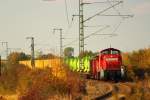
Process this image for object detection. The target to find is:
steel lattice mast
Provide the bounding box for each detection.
[79,0,84,71]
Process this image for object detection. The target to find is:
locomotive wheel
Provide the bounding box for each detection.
[115,71,121,82]
[109,71,115,80]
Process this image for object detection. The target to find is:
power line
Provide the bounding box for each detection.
[68,15,75,29]
[95,34,117,36]
[64,0,75,35]
[63,26,110,47]
[83,0,123,5]
[64,0,70,27]
[83,1,123,23]
[84,26,110,40]
[107,0,123,19]
[63,38,78,47]
[111,18,124,35]
[42,0,56,2]
[84,25,104,27]
[97,14,133,17]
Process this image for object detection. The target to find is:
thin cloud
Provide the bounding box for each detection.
[132,1,150,15]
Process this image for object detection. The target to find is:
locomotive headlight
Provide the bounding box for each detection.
[106,58,118,61]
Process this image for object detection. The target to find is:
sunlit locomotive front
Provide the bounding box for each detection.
[89,48,125,80]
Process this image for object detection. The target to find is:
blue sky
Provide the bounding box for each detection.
[0,0,150,58]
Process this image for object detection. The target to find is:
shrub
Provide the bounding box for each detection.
[18,67,86,100]
[0,64,19,94]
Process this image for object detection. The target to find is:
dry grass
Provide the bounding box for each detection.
[0,63,86,100]
[122,78,150,100]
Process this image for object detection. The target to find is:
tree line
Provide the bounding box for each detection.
[122,48,150,69]
[5,47,150,70]
[122,47,150,80]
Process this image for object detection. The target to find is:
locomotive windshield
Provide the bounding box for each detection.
[111,50,120,54]
[101,49,120,55]
[101,50,109,54]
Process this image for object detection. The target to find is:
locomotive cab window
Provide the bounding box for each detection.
[111,50,120,54]
[101,48,120,55]
[101,50,109,54]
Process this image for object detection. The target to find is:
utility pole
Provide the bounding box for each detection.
[71,0,85,71]
[79,0,84,71]
[1,42,8,59]
[26,37,35,68]
[53,28,63,57]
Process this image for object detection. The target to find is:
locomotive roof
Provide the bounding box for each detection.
[100,48,120,52]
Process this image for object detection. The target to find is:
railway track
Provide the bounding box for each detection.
[83,80,113,100]
[82,79,132,100]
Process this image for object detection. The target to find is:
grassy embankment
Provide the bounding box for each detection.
[0,63,86,100]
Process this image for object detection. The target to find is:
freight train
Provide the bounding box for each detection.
[65,48,125,80]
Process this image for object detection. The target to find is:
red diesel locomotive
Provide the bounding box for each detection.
[89,48,125,80]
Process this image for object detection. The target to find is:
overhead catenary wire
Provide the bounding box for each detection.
[64,0,76,35]
[64,0,76,31]
[84,25,110,28]
[109,18,124,37]
[64,0,70,27]
[84,26,110,40]
[63,26,110,47]
[68,15,75,29]
[63,0,132,50]
[97,14,133,17]
[83,0,123,5]
[83,1,123,23]
[106,0,123,19]
[63,38,78,47]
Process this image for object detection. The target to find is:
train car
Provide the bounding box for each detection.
[89,48,125,80]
